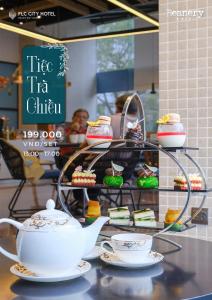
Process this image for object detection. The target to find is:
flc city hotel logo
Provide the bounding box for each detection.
[9,8,56,20]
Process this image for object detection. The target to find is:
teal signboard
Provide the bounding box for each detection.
[23,46,65,124]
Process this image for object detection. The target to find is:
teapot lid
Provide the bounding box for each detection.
[22,199,81,231]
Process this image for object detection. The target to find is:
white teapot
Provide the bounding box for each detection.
[0,199,109,276]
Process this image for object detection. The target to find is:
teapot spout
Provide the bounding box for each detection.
[83,216,109,256]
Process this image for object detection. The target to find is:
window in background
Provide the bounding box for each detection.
[96,20,159,134]
[97,91,132,117]
[96,19,134,119]
[138,90,159,133]
[96,90,159,133]
[97,19,134,72]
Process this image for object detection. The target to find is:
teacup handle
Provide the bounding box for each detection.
[101,241,115,255]
[0,218,22,263]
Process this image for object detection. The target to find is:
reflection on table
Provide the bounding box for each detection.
[0,235,209,300]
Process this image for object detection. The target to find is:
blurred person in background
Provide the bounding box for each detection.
[64,108,89,140]
[57,108,89,165]
[69,109,89,134]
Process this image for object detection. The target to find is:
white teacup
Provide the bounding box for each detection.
[101,233,152,264]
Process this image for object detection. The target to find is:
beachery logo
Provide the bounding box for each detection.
[9,9,16,20]
[167,9,205,21]
[8,10,56,20]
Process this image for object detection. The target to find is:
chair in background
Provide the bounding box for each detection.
[0,139,60,220]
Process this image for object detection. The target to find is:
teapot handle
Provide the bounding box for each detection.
[0,218,23,263]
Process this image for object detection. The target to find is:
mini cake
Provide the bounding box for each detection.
[72,166,96,186]
[164,208,183,231]
[86,200,101,224]
[103,162,124,187]
[157,113,186,148]
[86,116,113,148]
[136,165,159,188]
[133,209,157,227]
[174,174,202,190]
[136,176,159,189]
[125,120,143,146]
[108,206,130,225]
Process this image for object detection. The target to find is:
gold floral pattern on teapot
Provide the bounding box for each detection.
[29,214,69,229]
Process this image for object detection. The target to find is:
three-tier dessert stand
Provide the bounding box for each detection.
[57,93,211,249]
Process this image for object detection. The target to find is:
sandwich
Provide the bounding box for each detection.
[108,206,130,225]
[133,209,157,227]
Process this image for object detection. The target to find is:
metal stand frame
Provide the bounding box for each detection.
[99,188,136,210]
[120,92,146,140]
[57,138,202,249]
[183,152,207,225]
[57,93,209,250]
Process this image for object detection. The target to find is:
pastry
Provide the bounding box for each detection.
[164,208,183,231]
[72,166,96,186]
[136,165,159,188]
[103,175,123,187]
[86,200,101,224]
[108,206,130,225]
[86,116,113,148]
[103,162,124,187]
[125,120,143,146]
[136,176,159,188]
[157,113,186,148]
[174,174,202,190]
[133,209,157,227]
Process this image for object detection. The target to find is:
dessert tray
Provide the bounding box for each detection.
[10,261,91,282]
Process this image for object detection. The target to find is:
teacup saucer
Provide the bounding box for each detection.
[10,260,91,282]
[83,246,103,260]
[100,251,164,268]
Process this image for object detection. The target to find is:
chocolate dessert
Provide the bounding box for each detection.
[125,121,143,147]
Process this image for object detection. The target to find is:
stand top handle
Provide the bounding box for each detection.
[120,92,146,141]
